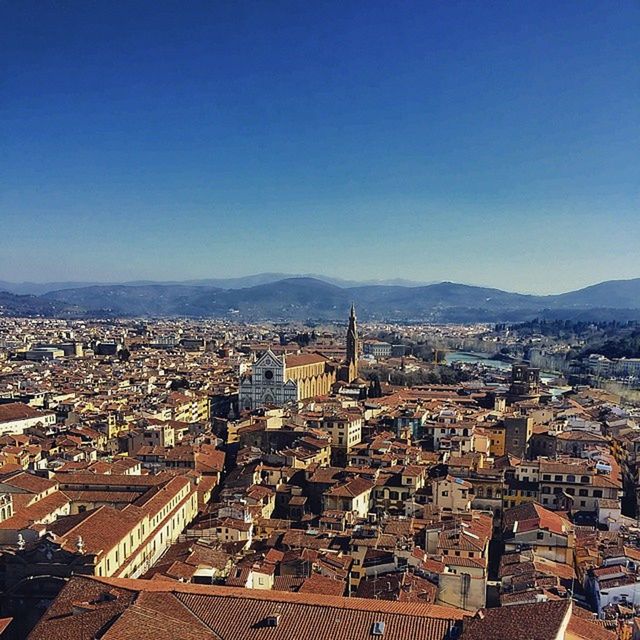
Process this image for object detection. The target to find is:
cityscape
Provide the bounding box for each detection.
[2,1,639,639]
[0,304,639,638]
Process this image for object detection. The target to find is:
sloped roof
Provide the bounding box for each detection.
[29,575,467,640]
[461,600,570,640]
[503,502,573,537]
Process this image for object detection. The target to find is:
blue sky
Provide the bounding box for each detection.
[1,0,638,293]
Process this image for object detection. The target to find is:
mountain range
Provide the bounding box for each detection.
[1,275,639,322]
[0,273,431,296]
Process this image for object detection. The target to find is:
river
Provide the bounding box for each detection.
[443,351,512,371]
[444,351,567,395]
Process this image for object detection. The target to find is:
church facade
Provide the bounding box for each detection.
[239,305,360,411]
[239,351,336,411]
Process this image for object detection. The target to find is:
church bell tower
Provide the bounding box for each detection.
[346,303,358,381]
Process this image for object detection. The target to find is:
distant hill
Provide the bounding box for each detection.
[0,291,82,317]
[0,280,105,296]
[0,273,434,295]
[1,276,639,322]
[43,284,221,317]
[546,278,640,309]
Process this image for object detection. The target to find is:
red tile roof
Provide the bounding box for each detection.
[30,575,467,640]
[461,600,570,640]
[503,502,573,537]
[0,403,53,423]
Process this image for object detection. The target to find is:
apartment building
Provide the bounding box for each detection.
[0,403,57,436]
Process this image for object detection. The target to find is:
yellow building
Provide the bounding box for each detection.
[1,475,198,593]
[486,425,506,457]
[167,391,211,423]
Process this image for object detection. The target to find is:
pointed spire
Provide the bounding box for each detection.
[345,302,359,381]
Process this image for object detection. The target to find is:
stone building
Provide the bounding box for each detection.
[239,350,336,411]
[239,305,361,411]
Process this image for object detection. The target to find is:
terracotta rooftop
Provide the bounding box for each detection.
[29,575,467,640]
[0,402,53,423]
[285,353,328,368]
[1,471,58,495]
[461,600,570,640]
[503,502,573,537]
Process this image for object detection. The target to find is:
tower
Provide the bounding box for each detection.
[346,303,359,381]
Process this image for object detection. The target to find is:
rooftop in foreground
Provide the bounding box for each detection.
[28,575,467,640]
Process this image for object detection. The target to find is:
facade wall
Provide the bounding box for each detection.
[96,483,198,579]
[239,350,336,411]
[0,412,56,436]
[437,572,486,612]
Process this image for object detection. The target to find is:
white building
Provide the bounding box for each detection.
[363,340,392,358]
[0,403,56,436]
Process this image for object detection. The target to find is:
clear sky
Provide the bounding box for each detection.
[2,1,639,293]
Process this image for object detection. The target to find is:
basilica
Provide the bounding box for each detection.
[238,305,359,411]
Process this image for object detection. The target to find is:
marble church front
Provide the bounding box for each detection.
[239,350,336,411]
[239,306,360,411]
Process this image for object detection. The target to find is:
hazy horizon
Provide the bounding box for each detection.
[1,271,640,297]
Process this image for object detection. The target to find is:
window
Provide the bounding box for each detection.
[554,475,563,482]
[581,476,590,484]
[543,475,551,481]
[567,475,575,483]
[579,489,588,497]
[537,532,544,540]
[593,490,603,498]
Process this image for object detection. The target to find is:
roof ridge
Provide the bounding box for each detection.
[90,576,467,619]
